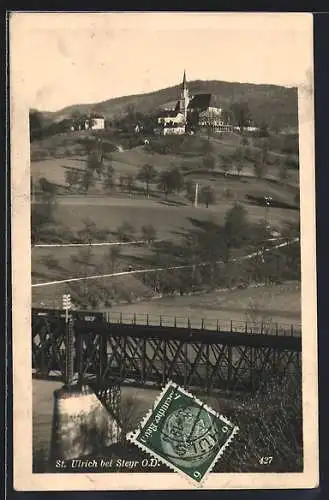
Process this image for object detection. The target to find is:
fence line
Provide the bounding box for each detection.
[33,237,284,249]
[33,239,164,248]
[32,308,301,337]
[32,237,299,288]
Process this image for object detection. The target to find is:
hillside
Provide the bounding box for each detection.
[37,80,298,131]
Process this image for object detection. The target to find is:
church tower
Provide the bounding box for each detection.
[178,70,190,121]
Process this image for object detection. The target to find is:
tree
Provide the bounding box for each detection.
[221,156,232,176]
[278,162,289,184]
[202,153,216,171]
[65,169,81,191]
[157,167,184,199]
[261,141,269,165]
[29,110,44,140]
[116,221,136,242]
[185,179,195,205]
[39,177,56,197]
[234,147,244,177]
[199,185,216,208]
[102,164,115,192]
[157,170,173,199]
[71,246,94,269]
[31,204,51,243]
[253,161,265,180]
[38,177,57,220]
[224,203,249,248]
[87,151,104,179]
[201,139,214,155]
[119,175,126,192]
[285,154,299,169]
[125,104,136,128]
[77,218,98,243]
[80,169,95,194]
[259,122,270,138]
[141,224,157,245]
[230,101,251,133]
[137,164,157,198]
[41,253,59,270]
[125,174,136,196]
[168,166,184,194]
[108,246,121,272]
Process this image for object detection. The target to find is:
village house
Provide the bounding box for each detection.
[70,113,105,132]
[88,113,105,130]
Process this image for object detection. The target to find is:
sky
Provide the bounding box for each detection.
[10,12,313,112]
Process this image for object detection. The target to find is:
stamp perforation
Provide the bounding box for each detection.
[126,380,239,487]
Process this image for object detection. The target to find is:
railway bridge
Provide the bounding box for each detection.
[32,308,301,394]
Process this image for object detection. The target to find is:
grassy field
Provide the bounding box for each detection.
[31,132,299,192]
[32,274,301,329]
[31,132,300,324]
[34,194,298,243]
[109,281,301,327]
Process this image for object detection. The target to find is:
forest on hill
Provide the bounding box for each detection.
[34,79,298,133]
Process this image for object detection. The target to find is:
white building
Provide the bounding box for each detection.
[163,124,186,135]
[87,114,105,130]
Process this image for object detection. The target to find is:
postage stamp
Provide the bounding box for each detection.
[127,381,239,486]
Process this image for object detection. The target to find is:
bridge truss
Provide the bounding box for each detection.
[32,309,301,394]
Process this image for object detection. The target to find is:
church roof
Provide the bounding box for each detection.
[188,93,212,111]
[90,112,104,119]
[157,109,178,118]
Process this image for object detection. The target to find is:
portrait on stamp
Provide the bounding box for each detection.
[10,11,318,490]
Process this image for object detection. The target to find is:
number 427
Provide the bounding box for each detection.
[259,456,273,465]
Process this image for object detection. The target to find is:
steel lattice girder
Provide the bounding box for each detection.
[32,314,67,375]
[32,311,301,392]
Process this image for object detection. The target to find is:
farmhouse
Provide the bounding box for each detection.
[157,71,233,135]
[89,113,105,130]
[70,113,105,132]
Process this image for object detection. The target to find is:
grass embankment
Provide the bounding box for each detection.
[39,197,297,241]
[32,276,301,329]
[109,281,301,327]
[31,132,300,317]
[31,131,299,194]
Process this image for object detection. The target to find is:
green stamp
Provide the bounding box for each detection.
[127,381,239,486]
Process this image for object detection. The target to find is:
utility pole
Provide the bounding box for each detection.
[62,293,73,387]
[264,195,272,228]
[194,182,199,208]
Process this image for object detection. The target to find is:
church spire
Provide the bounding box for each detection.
[182,70,187,90]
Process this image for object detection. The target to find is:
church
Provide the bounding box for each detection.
[157,71,233,135]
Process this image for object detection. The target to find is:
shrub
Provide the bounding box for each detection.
[31,150,47,162]
[206,372,302,472]
[224,188,235,200]
[199,185,216,208]
[116,221,136,242]
[141,224,157,244]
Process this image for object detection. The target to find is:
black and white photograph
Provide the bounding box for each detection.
[10,12,318,490]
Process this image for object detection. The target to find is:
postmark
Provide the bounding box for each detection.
[127,381,239,486]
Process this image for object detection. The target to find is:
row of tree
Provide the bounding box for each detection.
[63,155,219,207]
[139,207,300,297]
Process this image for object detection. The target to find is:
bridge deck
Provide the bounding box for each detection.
[32,308,302,392]
[76,321,301,351]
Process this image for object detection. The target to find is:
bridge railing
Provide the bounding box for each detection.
[104,311,301,336]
